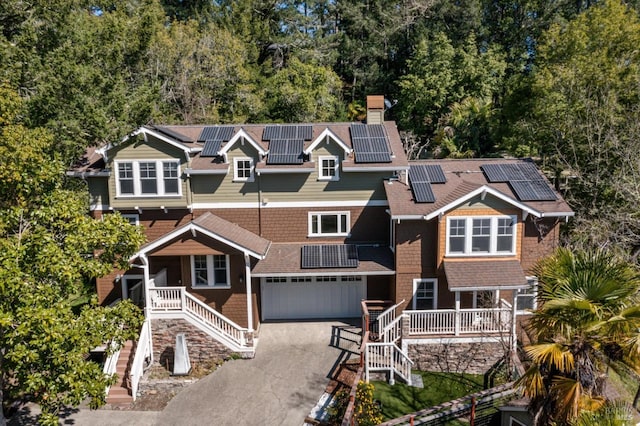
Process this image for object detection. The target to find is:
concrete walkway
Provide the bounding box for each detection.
[8,320,361,426]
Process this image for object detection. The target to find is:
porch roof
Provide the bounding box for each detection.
[133,212,271,260]
[443,260,529,291]
[251,243,395,277]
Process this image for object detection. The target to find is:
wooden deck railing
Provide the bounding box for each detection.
[148,286,251,349]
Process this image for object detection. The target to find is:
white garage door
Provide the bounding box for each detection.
[261,276,366,320]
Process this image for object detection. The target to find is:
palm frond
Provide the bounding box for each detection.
[551,376,582,422]
[514,363,546,398]
[526,343,574,373]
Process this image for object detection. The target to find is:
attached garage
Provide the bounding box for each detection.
[260,276,366,320]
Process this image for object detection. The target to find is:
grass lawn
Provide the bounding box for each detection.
[372,371,485,420]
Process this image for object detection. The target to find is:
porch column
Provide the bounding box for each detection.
[140,254,151,317]
[454,292,461,336]
[244,253,254,332]
[511,292,518,351]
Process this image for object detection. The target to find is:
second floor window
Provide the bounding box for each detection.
[309,212,350,236]
[319,156,339,180]
[139,162,157,194]
[234,157,254,182]
[115,160,181,197]
[446,216,516,255]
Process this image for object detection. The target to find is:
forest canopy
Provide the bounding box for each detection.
[1,0,640,250]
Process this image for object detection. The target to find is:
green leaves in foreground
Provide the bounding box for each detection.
[0,86,145,424]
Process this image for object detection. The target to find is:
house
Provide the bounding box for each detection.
[70,96,573,387]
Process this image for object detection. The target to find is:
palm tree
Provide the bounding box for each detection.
[516,248,640,425]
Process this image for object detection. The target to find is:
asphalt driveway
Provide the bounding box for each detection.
[9,320,361,426]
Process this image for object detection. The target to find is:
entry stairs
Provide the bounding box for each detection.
[363,300,414,386]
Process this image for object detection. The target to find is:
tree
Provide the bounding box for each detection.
[395,32,505,156]
[263,57,345,122]
[0,86,146,425]
[516,248,640,425]
[146,21,263,124]
[502,0,640,252]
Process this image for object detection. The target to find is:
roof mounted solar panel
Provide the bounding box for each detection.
[509,180,557,201]
[267,139,304,164]
[200,140,222,157]
[198,126,234,142]
[482,163,541,182]
[153,126,193,143]
[481,164,509,182]
[409,164,445,203]
[263,125,313,141]
[350,124,368,138]
[301,244,359,269]
[409,164,446,184]
[350,124,392,163]
[368,124,386,138]
[411,182,436,203]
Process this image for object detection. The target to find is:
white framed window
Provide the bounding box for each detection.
[115,160,182,197]
[446,216,517,256]
[118,162,135,195]
[318,156,339,181]
[121,213,140,226]
[234,157,254,182]
[516,276,538,314]
[190,255,230,288]
[413,279,437,310]
[308,212,350,237]
[163,161,180,194]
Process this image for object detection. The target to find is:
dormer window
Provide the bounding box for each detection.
[115,160,181,197]
[319,156,339,181]
[234,157,254,182]
[446,216,516,256]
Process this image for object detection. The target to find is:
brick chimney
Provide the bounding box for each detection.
[366,95,385,125]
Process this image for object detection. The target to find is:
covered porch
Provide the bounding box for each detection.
[122,212,271,354]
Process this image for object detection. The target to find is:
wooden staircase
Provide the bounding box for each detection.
[106,340,134,406]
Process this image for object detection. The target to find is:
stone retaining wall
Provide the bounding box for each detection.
[151,319,232,371]
[407,341,506,374]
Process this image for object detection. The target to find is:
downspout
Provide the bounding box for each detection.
[244,253,254,332]
[257,171,263,237]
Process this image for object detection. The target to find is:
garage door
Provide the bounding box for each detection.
[261,276,366,320]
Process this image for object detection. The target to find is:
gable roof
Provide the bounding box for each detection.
[384,159,574,219]
[96,126,195,162]
[304,127,352,155]
[218,128,267,156]
[132,212,271,260]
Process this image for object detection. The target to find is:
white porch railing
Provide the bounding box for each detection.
[381,315,403,344]
[148,286,250,349]
[377,299,405,344]
[365,342,413,386]
[129,319,152,401]
[405,308,512,336]
[102,339,121,395]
